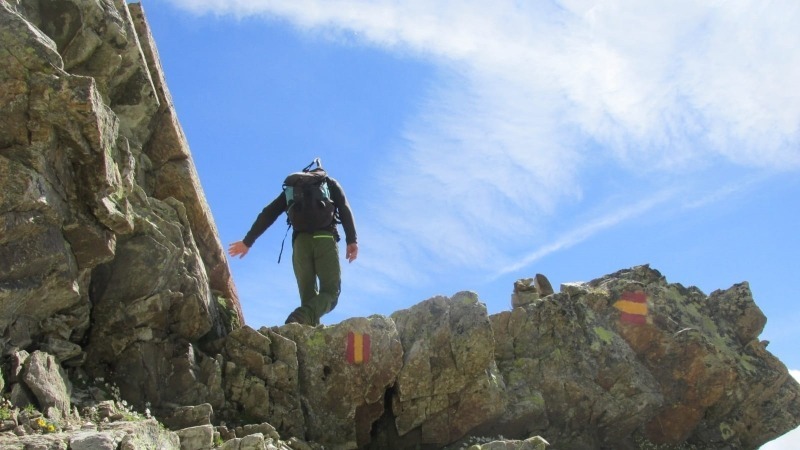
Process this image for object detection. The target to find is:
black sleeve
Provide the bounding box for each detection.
[328,178,357,245]
[242,192,287,247]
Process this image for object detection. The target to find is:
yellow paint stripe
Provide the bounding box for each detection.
[353,332,363,363]
[614,300,648,315]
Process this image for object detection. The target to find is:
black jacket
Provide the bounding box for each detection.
[242,177,357,247]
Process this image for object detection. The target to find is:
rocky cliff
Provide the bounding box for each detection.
[1,1,799,449]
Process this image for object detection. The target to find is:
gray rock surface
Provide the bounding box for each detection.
[22,351,72,419]
[175,424,214,450]
[278,316,404,448]
[0,419,180,450]
[0,0,242,416]
[386,292,506,447]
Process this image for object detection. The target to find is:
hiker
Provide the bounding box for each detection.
[228,159,358,326]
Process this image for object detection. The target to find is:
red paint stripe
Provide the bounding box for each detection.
[621,291,647,303]
[346,331,355,364]
[620,312,647,325]
[362,333,370,364]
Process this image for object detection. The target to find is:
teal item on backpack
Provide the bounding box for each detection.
[276,158,337,264]
[283,159,336,233]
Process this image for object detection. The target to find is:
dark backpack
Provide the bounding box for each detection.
[283,160,336,232]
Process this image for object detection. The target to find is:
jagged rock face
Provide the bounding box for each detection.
[221,325,303,435]
[279,316,404,448]
[484,266,800,449]
[489,284,663,448]
[386,292,506,447]
[223,269,796,449]
[0,0,241,411]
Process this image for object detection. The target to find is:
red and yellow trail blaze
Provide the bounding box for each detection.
[614,290,648,324]
[346,331,371,364]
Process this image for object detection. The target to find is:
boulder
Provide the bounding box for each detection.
[386,292,506,447]
[235,422,282,441]
[497,264,800,449]
[467,436,550,450]
[221,326,303,436]
[22,351,72,419]
[162,403,214,430]
[70,430,127,450]
[489,284,662,449]
[240,433,267,450]
[277,316,404,449]
[175,424,214,450]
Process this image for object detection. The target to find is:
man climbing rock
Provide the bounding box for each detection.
[228,159,358,326]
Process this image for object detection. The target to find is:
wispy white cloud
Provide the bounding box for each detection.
[378,69,585,268]
[166,0,800,166]
[679,175,764,211]
[492,186,677,278]
[168,0,800,285]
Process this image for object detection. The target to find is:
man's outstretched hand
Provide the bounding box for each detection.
[228,241,250,259]
[346,243,358,263]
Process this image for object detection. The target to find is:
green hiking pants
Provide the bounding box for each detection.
[290,231,341,326]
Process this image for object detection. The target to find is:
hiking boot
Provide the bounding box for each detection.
[534,273,554,297]
[285,308,313,325]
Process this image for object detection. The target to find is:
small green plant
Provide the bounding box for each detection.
[216,294,242,333]
[23,404,36,415]
[0,404,12,421]
[121,411,140,421]
[86,379,160,425]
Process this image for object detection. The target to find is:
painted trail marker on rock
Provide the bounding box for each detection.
[346,331,370,364]
[614,291,648,325]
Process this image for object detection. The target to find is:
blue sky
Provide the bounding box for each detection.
[142,1,799,445]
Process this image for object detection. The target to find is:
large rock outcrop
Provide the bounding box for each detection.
[383,293,507,447]
[0,0,242,415]
[481,265,800,449]
[1,2,799,450]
